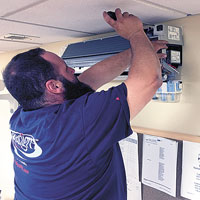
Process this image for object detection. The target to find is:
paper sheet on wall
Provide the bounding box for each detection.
[142,135,178,197]
[181,141,200,200]
[119,131,141,200]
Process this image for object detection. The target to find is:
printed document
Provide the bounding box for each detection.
[119,131,141,200]
[142,135,178,197]
[181,141,200,200]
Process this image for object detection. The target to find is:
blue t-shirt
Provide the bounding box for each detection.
[10,83,133,200]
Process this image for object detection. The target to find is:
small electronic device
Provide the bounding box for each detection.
[107,11,117,21]
[144,24,183,81]
[144,24,184,102]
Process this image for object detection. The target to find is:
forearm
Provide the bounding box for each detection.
[102,8,163,120]
[78,49,131,90]
[127,31,162,84]
[125,31,162,119]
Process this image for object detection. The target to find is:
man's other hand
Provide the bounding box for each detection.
[151,40,168,59]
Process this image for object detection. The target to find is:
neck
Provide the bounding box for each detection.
[43,92,65,107]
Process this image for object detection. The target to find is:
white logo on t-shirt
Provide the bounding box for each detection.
[11,130,42,159]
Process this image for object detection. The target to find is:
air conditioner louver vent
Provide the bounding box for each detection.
[4,35,27,40]
[0,33,40,41]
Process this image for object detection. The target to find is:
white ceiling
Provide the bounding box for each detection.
[0,0,199,53]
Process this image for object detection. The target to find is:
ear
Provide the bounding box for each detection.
[45,80,64,94]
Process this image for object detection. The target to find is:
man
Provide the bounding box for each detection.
[3,8,167,200]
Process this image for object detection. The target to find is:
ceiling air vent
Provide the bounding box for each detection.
[0,33,39,41]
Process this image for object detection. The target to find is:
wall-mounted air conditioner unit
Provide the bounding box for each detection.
[62,24,183,82]
[61,35,130,80]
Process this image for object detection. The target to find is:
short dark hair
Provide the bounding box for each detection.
[3,48,58,110]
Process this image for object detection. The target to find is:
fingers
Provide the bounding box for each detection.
[152,40,168,47]
[157,53,167,59]
[115,8,123,20]
[103,11,116,27]
[122,12,129,17]
[151,40,168,52]
[151,40,168,59]
[103,8,127,28]
[154,40,168,44]
[103,8,131,24]
[103,8,142,40]
[119,10,134,18]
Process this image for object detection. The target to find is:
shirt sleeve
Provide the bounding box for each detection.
[82,83,133,158]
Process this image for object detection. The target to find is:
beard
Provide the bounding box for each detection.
[58,76,94,100]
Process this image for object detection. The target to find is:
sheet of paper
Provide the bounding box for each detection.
[119,131,141,200]
[142,135,178,197]
[181,141,200,200]
[127,180,141,200]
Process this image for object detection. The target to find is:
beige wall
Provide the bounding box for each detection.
[1,15,200,136]
[0,32,116,78]
[0,14,200,127]
[0,13,200,200]
[99,14,200,136]
[130,14,200,136]
[0,32,116,199]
